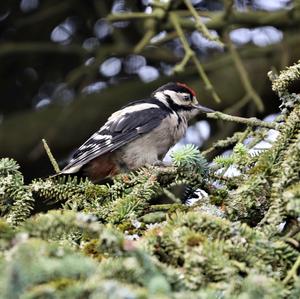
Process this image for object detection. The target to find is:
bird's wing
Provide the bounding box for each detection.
[61,103,169,173]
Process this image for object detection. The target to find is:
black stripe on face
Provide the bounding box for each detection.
[165,95,193,112]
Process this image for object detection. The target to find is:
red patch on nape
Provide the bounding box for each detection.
[176,82,196,97]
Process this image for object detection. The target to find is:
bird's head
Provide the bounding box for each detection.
[152,82,213,119]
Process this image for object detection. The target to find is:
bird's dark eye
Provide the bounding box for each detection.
[183,95,190,101]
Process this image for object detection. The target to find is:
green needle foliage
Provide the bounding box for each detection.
[0,158,35,225]
[171,144,209,175]
[0,62,300,298]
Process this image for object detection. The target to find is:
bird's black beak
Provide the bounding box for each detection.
[192,104,214,113]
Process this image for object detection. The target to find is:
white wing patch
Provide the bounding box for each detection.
[62,164,82,174]
[92,134,112,141]
[108,103,159,122]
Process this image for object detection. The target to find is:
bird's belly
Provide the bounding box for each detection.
[117,134,168,169]
[117,119,187,169]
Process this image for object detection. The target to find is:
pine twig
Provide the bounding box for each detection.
[42,139,60,173]
[224,0,234,19]
[206,111,280,130]
[183,0,224,47]
[106,12,155,21]
[271,59,300,94]
[169,12,221,103]
[162,188,181,203]
[202,131,245,156]
[134,29,156,53]
[282,256,300,285]
[225,32,264,112]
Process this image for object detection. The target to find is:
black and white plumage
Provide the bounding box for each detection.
[61,82,213,182]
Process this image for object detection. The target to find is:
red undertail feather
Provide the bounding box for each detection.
[83,153,119,182]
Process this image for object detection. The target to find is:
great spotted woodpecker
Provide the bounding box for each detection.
[61,82,213,182]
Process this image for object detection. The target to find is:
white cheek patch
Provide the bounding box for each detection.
[163,90,190,106]
[163,90,180,105]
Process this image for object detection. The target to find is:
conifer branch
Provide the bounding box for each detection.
[183,0,224,47]
[42,139,60,173]
[224,32,264,112]
[283,256,300,285]
[169,12,221,103]
[206,111,280,129]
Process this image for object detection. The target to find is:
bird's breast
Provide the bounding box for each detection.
[116,113,187,169]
